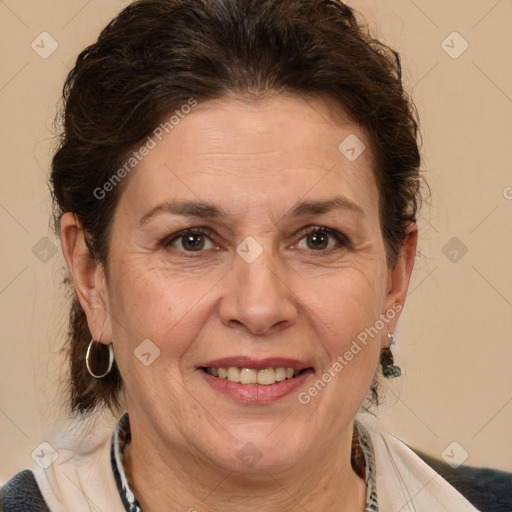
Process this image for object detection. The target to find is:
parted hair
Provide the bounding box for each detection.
[50,0,422,416]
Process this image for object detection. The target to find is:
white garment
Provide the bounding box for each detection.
[29,411,481,511]
[360,414,481,511]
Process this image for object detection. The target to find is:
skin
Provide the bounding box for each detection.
[61,93,417,512]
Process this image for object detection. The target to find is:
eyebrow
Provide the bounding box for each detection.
[139,200,230,225]
[139,196,365,225]
[290,196,365,218]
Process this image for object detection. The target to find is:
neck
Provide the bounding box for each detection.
[123,415,367,512]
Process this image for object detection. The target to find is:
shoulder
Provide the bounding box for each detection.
[1,411,123,512]
[411,448,512,512]
[1,469,50,512]
[357,414,511,512]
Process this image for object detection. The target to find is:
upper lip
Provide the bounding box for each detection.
[200,356,312,371]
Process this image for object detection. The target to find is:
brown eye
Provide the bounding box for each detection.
[297,226,348,252]
[181,233,205,251]
[306,231,329,250]
[164,228,215,252]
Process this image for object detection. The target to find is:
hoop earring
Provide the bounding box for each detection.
[381,331,401,378]
[86,339,114,378]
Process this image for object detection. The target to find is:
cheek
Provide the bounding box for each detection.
[106,257,220,364]
[308,266,387,340]
[299,264,387,397]
[301,276,385,414]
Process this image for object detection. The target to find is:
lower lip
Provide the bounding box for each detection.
[198,368,314,404]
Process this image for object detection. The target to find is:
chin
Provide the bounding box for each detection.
[204,427,309,475]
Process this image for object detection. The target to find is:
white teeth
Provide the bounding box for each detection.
[227,367,240,382]
[257,368,275,385]
[206,366,302,385]
[274,367,286,381]
[240,368,257,384]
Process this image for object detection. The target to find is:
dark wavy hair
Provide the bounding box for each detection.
[50,0,422,416]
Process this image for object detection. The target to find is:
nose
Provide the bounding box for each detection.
[218,248,298,336]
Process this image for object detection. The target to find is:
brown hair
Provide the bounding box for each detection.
[51,0,422,415]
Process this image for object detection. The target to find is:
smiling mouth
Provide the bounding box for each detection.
[202,366,308,385]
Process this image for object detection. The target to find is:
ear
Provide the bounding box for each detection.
[380,222,418,346]
[60,212,112,345]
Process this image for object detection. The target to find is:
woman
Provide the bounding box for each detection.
[0,0,494,510]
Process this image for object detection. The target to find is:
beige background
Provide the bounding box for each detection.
[1,0,511,483]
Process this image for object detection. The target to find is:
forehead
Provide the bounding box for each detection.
[116,94,379,222]
[159,93,372,167]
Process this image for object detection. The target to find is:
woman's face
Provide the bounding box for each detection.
[82,94,415,473]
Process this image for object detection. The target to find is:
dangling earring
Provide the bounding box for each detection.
[381,331,401,378]
[85,339,114,378]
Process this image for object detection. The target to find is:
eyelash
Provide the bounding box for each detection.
[162,227,215,252]
[161,226,350,254]
[297,225,350,251]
